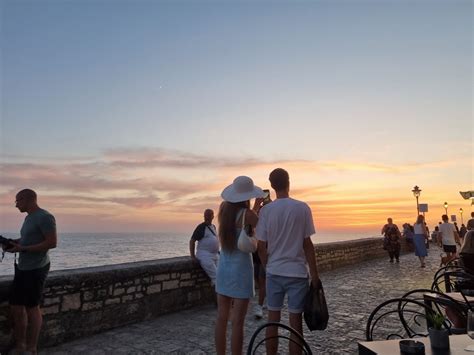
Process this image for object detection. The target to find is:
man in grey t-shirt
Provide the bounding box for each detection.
[3,189,57,354]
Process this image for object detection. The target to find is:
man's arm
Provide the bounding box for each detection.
[189,239,197,260]
[303,237,319,284]
[438,232,443,247]
[257,240,267,268]
[9,230,57,253]
[454,230,461,245]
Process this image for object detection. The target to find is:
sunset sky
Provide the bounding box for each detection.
[1,0,472,236]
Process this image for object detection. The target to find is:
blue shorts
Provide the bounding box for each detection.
[266,273,309,314]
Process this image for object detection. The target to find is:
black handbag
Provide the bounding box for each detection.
[303,279,329,331]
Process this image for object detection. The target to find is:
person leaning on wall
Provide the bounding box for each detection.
[189,209,219,286]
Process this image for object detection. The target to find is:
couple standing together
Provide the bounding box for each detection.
[215,168,320,355]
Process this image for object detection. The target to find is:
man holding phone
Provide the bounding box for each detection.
[256,168,320,355]
[4,189,57,354]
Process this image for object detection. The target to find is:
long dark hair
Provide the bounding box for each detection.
[218,200,249,251]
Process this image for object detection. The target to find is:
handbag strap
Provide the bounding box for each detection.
[241,209,246,228]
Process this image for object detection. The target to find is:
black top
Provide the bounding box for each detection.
[191,222,216,241]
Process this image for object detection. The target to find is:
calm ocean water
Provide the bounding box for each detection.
[0,232,379,276]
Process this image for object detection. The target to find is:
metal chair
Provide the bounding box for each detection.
[402,288,468,332]
[432,270,474,293]
[246,322,313,355]
[365,297,446,341]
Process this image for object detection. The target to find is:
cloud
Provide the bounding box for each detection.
[103,147,269,169]
[1,146,468,232]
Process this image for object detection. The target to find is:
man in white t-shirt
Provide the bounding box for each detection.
[256,168,320,355]
[438,214,460,258]
[189,209,219,286]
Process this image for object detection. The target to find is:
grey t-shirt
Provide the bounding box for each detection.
[19,208,55,270]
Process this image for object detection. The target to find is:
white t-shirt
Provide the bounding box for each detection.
[439,222,456,246]
[196,225,219,257]
[256,197,315,278]
[413,223,425,235]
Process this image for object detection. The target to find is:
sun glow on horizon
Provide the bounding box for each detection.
[1,1,472,235]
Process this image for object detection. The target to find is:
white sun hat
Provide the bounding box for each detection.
[221,176,265,203]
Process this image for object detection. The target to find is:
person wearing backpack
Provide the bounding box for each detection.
[381,218,402,263]
[189,209,219,286]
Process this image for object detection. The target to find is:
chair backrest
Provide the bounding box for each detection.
[432,270,474,293]
[366,297,445,341]
[402,288,468,331]
[433,264,464,282]
[246,322,313,355]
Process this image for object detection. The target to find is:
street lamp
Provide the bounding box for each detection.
[412,185,421,215]
[444,202,448,215]
[460,208,464,224]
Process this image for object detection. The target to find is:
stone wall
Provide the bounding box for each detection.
[0,237,407,349]
[0,258,214,348]
[315,237,410,272]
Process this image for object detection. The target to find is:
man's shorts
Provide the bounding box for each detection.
[266,273,309,314]
[443,244,457,253]
[9,263,50,308]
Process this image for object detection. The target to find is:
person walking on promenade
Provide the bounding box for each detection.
[189,209,219,286]
[2,189,57,354]
[460,224,467,239]
[460,229,474,272]
[381,218,401,263]
[431,226,440,244]
[214,176,264,355]
[402,223,414,252]
[438,214,460,259]
[413,215,428,268]
[256,168,320,355]
[467,212,474,230]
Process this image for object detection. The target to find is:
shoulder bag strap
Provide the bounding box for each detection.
[206,224,216,236]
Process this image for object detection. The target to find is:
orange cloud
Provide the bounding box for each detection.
[1,147,471,234]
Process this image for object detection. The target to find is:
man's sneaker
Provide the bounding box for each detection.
[254,305,263,319]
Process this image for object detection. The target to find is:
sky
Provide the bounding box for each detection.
[1,0,472,236]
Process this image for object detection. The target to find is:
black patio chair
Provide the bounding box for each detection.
[402,288,468,332]
[432,270,474,293]
[366,297,446,341]
[433,264,464,283]
[246,322,312,355]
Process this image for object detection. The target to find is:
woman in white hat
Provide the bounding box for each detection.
[215,176,264,355]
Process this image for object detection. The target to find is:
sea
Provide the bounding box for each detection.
[0,231,379,276]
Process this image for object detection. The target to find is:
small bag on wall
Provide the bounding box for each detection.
[237,210,257,253]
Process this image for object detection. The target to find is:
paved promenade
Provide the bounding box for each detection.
[40,245,443,354]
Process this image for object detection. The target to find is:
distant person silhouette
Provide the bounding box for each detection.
[438,214,460,259]
[3,189,57,354]
[467,212,474,231]
[381,218,401,263]
[413,215,428,268]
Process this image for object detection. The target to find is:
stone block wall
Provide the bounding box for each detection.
[315,237,410,272]
[0,257,214,348]
[0,237,407,348]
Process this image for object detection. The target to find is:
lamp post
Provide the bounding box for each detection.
[412,185,421,215]
[443,202,448,215]
[460,208,463,224]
